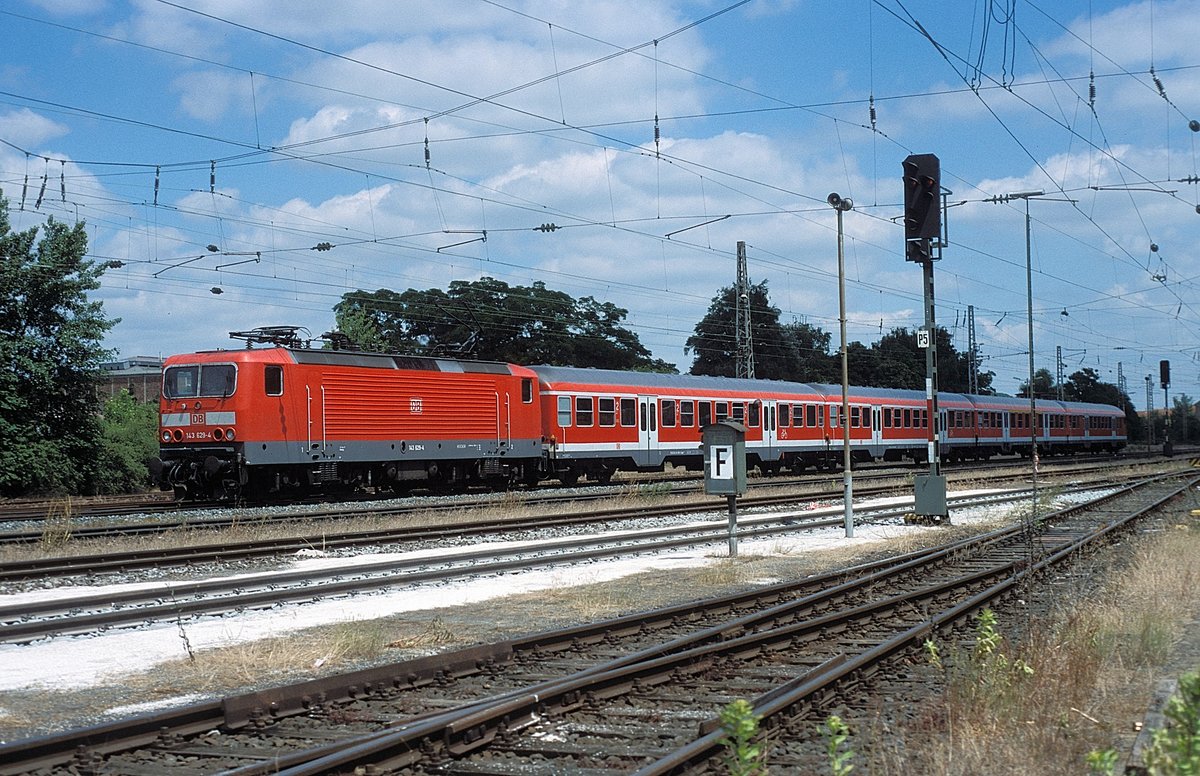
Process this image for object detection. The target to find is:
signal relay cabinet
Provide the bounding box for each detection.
[701,421,747,496]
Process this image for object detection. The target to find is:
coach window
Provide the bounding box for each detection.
[599,397,616,427]
[732,402,745,423]
[557,396,572,427]
[749,401,761,427]
[883,408,892,428]
[619,397,636,426]
[680,400,695,427]
[661,400,676,427]
[779,403,790,427]
[921,409,928,428]
[715,402,729,422]
[699,402,713,427]
[830,405,839,428]
[265,365,283,397]
[575,396,594,427]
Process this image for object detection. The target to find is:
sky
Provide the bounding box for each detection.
[1,0,1198,410]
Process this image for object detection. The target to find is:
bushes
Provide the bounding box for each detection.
[95,390,159,494]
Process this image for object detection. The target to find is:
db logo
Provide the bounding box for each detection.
[191,413,205,425]
[410,398,423,414]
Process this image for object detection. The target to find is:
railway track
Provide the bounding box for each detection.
[0,487,1053,644]
[0,456,1156,552]
[0,450,1151,533]
[1,472,1191,774]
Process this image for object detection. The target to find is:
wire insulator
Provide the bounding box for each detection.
[869,95,877,129]
[20,174,27,212]
[210,160,216,193]
[59,160,66,202]
[1088,71,1096,109]
[1151,67,1167,99]
[424,118,431,169]
[34,160,47,210]
[154,165,160,206]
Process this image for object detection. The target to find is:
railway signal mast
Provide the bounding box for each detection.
[903,153,949,523]
[735,241,754,379]
[1161,359,1172,456]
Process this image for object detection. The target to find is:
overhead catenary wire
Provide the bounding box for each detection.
[3,2,1196,396]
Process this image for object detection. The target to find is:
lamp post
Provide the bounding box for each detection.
[828,192,855,538]
[989,189,1074,524]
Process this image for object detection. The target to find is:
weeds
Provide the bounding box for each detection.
[1145,671,1200,775]
[385,618,456,650]
[1085,748,1119,775]
[39,497,74,550]
[717,699,767,776]
[823,714,855,776]
[619,482,673,501]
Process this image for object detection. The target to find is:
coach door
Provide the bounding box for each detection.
[761,400,778,460]
[638,395,659,465]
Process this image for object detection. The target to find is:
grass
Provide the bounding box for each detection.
[38,497,74,550]
[867,511,1200,775]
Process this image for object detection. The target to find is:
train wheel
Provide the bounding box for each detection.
[558,470,580,487]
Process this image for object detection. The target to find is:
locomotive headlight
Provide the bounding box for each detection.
[225,428,236,441]
[161,430,172,443]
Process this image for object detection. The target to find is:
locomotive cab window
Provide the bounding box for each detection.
[265,365,283,397]
[164,363,236,399]
[522,378,533,403]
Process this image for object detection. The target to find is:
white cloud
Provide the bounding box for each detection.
[0,108,70,148]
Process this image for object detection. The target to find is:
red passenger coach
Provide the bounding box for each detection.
[530,367,927,484]
[154,335,546,500]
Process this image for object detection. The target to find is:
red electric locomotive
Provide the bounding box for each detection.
[152,328,547,499]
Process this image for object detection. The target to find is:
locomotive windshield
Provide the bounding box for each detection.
[164,363,237,399]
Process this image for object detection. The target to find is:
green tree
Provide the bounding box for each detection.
[95,389,159,494]
[864,327,994,393]
[1170,394,1197,444]
[0,196,117,495]
[1063,367,1139,438]
[335,277,674,371]
[782,320,838,383]
[1017,367,1057,399]
[686,281,837,381]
